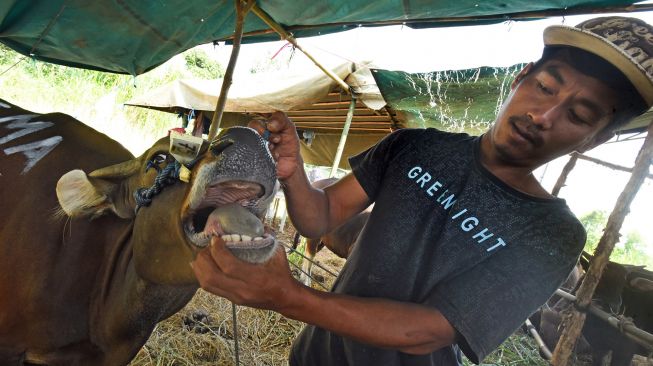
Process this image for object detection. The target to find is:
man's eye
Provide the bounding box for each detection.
[568,110,589,125]
[537,81,553,95]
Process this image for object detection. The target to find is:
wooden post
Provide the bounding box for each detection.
[551,153,579,197]
[207,0,253,140]
[551,122,653,366]
[330,96,356,177]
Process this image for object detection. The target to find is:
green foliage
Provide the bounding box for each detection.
[287,239,306,270]
[579,210,653,268]
[184,49,224,79]
[462,333,549,366]
[579,210,608,253]
[0,46,224,154]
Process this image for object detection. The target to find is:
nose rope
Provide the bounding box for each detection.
[134,161,181,212]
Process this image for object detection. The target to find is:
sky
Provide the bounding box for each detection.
[195,9,653,251]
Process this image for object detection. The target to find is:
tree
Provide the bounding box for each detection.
[184,49,224,79]
[579,210,608,253]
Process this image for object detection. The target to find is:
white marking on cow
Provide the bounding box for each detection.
[4,136,63,174]
[0,101,10,108]
[0,114,61,174]
[0,119,54,145]
[0,114,37,125]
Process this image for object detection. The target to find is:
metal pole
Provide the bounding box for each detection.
[207,0,251,140]
[330,96,356,177]
[248,2,351,94]
[552,122,653,365]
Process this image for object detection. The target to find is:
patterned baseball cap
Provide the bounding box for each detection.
[544,16,653,107]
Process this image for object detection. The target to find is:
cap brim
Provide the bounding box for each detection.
[544,25,653,107]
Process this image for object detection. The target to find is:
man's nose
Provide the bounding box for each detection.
[528,104,559,130]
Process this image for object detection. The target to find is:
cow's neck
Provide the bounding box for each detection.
[89,219,197,363]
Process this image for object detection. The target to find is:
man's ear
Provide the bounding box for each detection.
[576,130,615,153]
[511,62,534,90]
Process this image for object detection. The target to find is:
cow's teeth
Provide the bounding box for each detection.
[241,235,251,242]
[231,234,241,242]
[253,236,263,241]
[222,234,232,242]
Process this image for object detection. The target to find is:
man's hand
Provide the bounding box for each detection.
[248,112,301,180]
[191,235,300,311]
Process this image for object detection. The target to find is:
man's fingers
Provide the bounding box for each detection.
[266,111,294,133]
[192,249,245,301]
[192,249,228,284]
[247,119,267,135]
[209,235,253,273]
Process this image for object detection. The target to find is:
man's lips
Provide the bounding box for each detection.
[509,118,543,147]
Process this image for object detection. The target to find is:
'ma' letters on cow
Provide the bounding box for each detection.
[0,112,62,174]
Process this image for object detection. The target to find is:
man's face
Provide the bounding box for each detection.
[486,59,619,168]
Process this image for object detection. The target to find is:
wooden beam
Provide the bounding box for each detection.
[573,151,653,180]
[289,115,393,122]
[551,154,579,197]
[552,124,653,365]
[287,109,391,117]
[208,0,250,140]
[330,97,356,177]
[294,101,368,109]
[297,126,390,132]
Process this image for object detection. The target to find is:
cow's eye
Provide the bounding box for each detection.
[152,153,168,164]
[145,153,169,173]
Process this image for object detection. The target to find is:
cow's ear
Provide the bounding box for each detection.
[56,169,134,219]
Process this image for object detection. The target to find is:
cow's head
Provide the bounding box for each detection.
[56,127,278,284]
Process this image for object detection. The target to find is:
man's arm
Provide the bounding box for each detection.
[249,112,370,238]
[192,237,457,354]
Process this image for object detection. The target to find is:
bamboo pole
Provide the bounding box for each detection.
[330,96,356,177]
[207,0,252,140]
[554,289,653,350]
[573,151,653,180]
[247,3,351,94]
[524,319,553,360]
[551,153,579,197]
[551,123,653,366]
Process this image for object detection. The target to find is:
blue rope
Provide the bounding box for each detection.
[134,161,181,212]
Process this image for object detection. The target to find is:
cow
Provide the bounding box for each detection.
[291,177,371,286]
[537,253,653,366]
[0,98,278,365]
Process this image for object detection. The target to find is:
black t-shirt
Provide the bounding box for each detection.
[290,128,585,366]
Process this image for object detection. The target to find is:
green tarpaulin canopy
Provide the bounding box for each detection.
[0,0,643,75]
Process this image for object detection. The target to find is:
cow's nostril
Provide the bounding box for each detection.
[210,139,233,156]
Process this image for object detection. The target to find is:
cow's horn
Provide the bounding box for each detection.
[89,159,141,178]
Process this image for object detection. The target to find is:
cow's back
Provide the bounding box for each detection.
[0,99,133,359]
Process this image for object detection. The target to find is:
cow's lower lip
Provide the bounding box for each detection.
[183,205,273,249]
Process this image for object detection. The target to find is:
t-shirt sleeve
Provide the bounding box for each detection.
[425,235,583,364]
[348,128,425,201]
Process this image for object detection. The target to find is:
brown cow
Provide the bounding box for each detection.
[292,177,371,286]
[0,99,278,365]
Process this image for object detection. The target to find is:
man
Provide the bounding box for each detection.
[191,16,653,365]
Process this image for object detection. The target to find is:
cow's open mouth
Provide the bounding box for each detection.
[182,180,275,251]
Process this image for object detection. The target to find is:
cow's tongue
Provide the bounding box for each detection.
[203,203,264,239]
